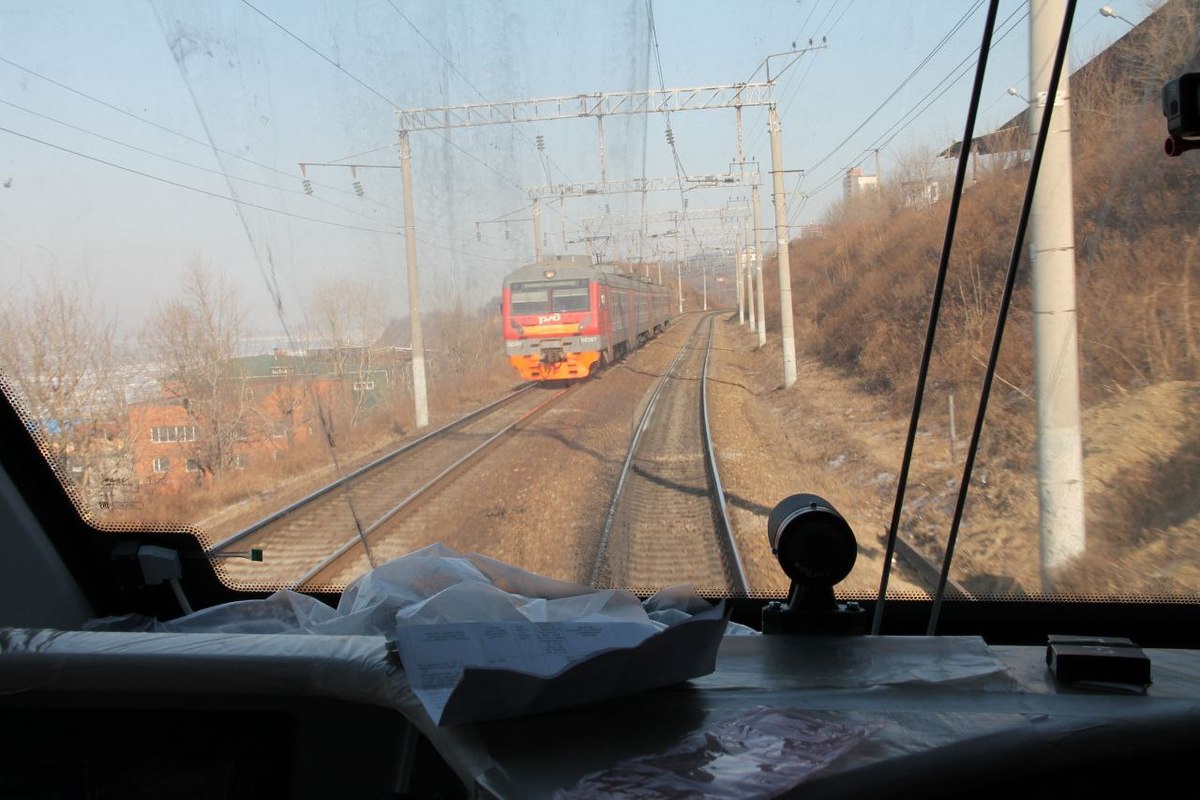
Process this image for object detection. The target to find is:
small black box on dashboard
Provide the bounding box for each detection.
[1046,635,1152,686]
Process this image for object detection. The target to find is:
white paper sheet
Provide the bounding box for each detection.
[394,620,658,724]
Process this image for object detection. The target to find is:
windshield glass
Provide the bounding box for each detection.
[1,0,1196,603]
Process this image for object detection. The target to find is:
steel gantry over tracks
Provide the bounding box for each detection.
[394,56,816,386]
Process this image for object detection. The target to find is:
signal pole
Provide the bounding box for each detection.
[398,131,429,429]
[1029,0,1085,587]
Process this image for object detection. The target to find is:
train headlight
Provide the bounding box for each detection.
[577,315,591,332]
[509,318,524,336]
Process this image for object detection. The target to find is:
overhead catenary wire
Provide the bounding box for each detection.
[382,0,579,197]
[0,123,516,263]
[0,97,405,230]
[239,0,528,195]
[0,54,409,212]
[789,1,1029,224]
[801,0,987,179]
[0,125,401,235]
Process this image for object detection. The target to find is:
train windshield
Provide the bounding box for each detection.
[0,1,1196,609]
[509,280,591,315]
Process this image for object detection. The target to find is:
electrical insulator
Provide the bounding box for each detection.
[536,134,545,151]
[353,181,364,197]
[665,128,675,146]
[302,179,313,195]
[504,223,511,240]
[476,225,482,242]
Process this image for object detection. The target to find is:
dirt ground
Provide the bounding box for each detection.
[186,308,1198,602]
[707,313,1200,601]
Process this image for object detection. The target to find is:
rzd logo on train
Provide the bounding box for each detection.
[537,313,562,325]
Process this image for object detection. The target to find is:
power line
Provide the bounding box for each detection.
[239,0,527,194]
[789,3,1030,225]
[0,54,402,210]
[865,8,1030,154]
[0,97,400,229]
[0,125,399,235]
[803,0,986,177]
[382,0,579,198]
[1,113,517,261]
[646,0,696,256]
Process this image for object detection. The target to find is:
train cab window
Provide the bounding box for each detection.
[0,0,1196,643]
[510,288,550,316]
[550,287,590,313]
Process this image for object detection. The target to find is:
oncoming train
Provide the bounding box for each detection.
[502,255,672,381]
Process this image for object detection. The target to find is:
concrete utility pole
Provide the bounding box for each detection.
[297,157,424,428]
[398,131,429,429]
[674,223,684,313]
[395,68,811,388]
[751,182,767,347]
[744,215,756,333]
[1029,0,1085,588]
[769,105,798,387]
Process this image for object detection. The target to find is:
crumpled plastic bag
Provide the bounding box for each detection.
[556,706,881,799]
[86,542,758,636]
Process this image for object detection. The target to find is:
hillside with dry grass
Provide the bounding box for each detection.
[758,1,1199,597]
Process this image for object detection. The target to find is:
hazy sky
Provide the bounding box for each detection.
[0,1,1151,344]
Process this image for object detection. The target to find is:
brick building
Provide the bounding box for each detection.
[128,350,401,493]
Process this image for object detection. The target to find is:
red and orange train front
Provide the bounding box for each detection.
[502,267,605,381]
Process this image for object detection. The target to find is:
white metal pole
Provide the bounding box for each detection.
[1029,0,1085,588]
[398,131,429,429]
[769,105,798,387]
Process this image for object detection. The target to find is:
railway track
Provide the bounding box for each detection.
[211,384,570,587]
[591,313,749,594]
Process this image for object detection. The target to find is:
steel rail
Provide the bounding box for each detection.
[209,384,537,553]
[589,328,697,588]
[699,319,750,594]
[294,385,575,588]
[893,536,973,601]
[591,312,744,592]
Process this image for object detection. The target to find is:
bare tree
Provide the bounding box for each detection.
[428,287,501,379]
[143,257,247,478]
[0,273,127,512]
[885,143,944,211]
[306,275,389,428]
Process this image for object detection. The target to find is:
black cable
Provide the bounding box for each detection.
[376,0,578,203]
[788,2,1028,225]
[240,0,527,194]
[0,125,399,234]
[0,54,402,209]
[871,0,1001,636]
[0,97,399,228]
[803,0,985,178]
[927,0,1078,636]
